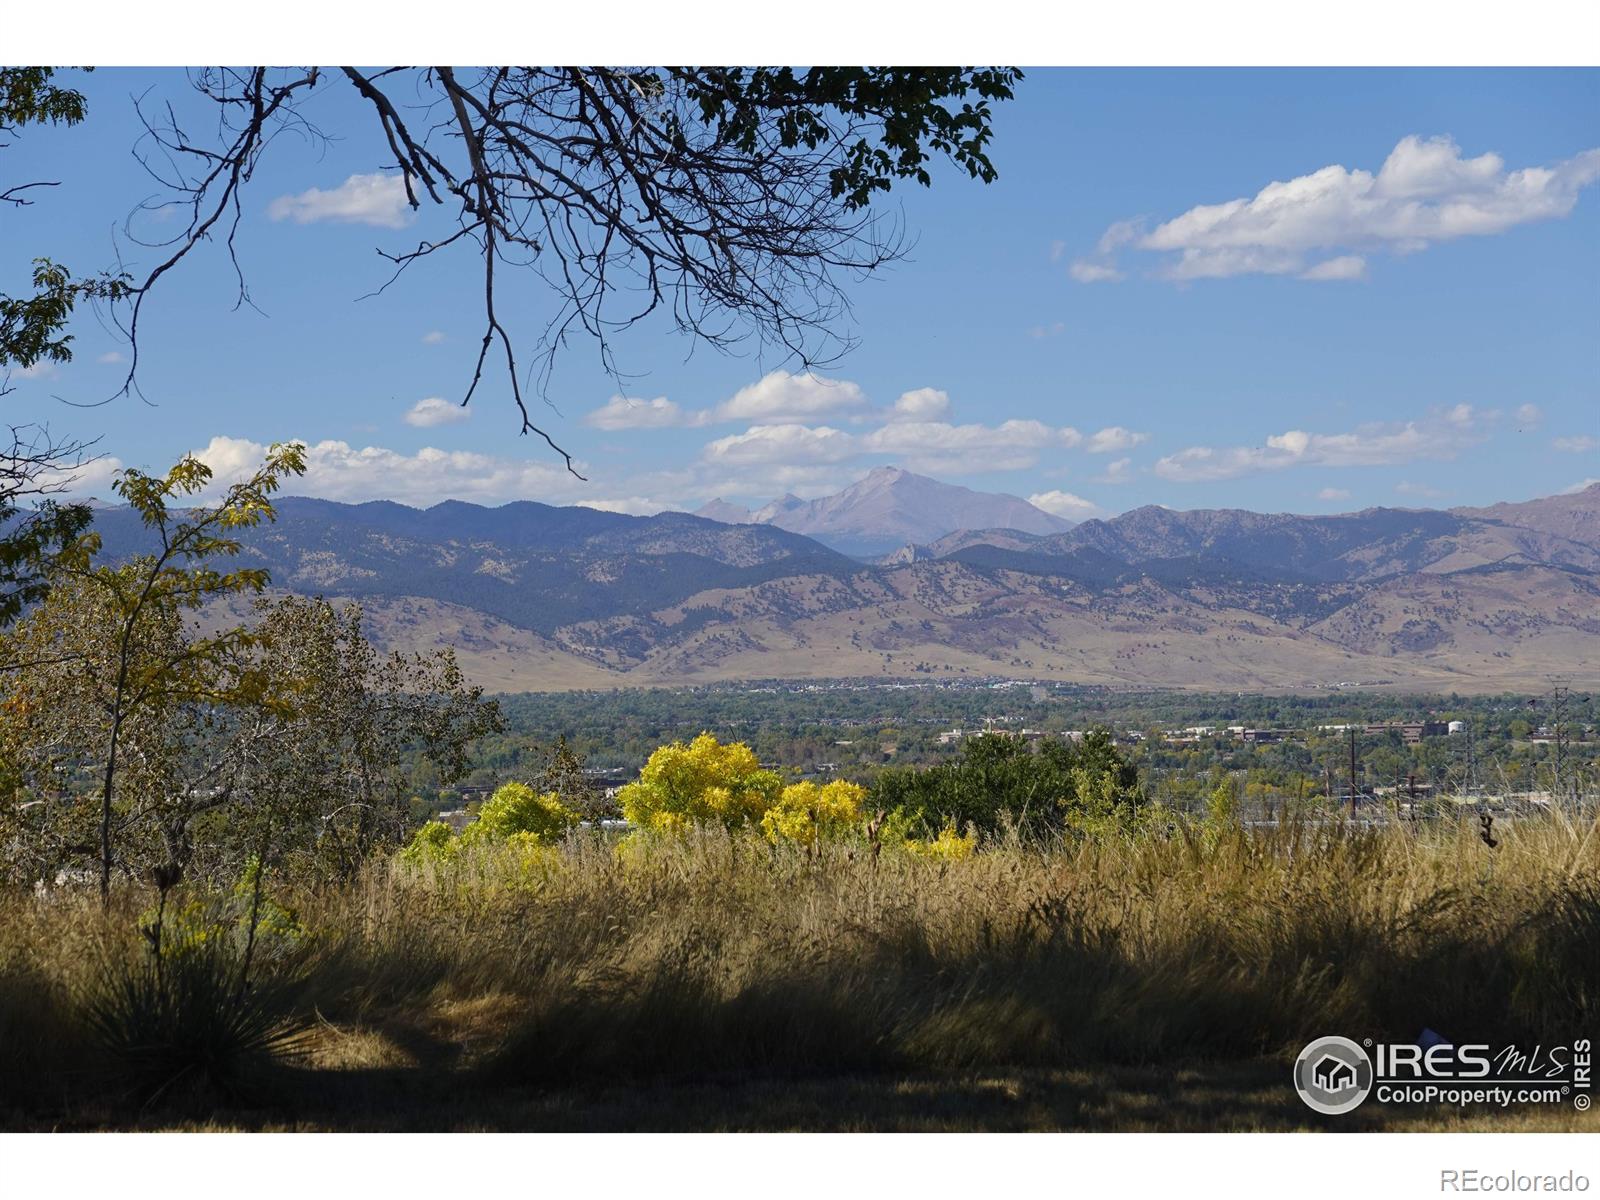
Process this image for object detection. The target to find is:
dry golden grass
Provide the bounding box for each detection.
[3,809,1597,1131]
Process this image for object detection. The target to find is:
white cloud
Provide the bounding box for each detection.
[575,497,671,516]
[191,435,591,507]
[403,397,469,428]
[585,395,708,431]
[588,374,1112,449]
[1069,259,1123,284]
[1299,255,1368,281]
[862,419,1082,474]
[96,350,126,365]
[1515,403,1542,427]
[714,370,868,423]
[1027,321,1067,339]
[421,330,447,346]
[1086,426,1149,454]
[1552,434,1597,453]
[1028,490,1102,520]
[1094,457,1135,485]
[887,388,951,422]
[697,413,1089,479]
[1563,478,1599,494]
[12,360,57,380]
[268,173,414,230]
[1154,405,1489,482]
[702,424,857,467]
[1318,487,1353,501]
[1083,135,1600,281]
[697,464,859,501]
[1064,220,1144,285]
[57,454,124,496]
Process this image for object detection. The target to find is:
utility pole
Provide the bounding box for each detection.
[1349,726,1359,819]
[1465,719,1478,797]
[1551,679,1568,800]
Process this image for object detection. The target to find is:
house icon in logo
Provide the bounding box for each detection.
[1313,1054,1357,1093]
[1295,1036,1374,1115]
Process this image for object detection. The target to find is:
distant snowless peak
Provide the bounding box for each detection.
[695,465,1077,557]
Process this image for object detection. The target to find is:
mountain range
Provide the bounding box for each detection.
[694,466,1074,555]
[82,477,1600,694]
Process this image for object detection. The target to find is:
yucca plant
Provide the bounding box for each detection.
[82,935,310,1103]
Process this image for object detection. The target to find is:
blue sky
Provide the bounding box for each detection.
[5,67,1597,519]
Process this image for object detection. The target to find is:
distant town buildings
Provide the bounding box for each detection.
[1364,720,1449,745]
[1239,729,1290,745]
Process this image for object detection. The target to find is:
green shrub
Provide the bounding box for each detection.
[871,729,1141,838]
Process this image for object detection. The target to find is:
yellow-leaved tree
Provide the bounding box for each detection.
[760,779,866,846]
[460,782,579,847]
[617,733,781,834]
[401,781,578,863]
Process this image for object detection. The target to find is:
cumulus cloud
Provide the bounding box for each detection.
[56,454,124,496]
[1086,426,1149,454]
[714,370,868,423]
[863,419,1083,474]
[696,413,1088,478]
[1094,457,1135,485]
[589,374,1108,452]
[1515,403,1542,427]
[12,361,56,380]
[1553,434,1597,453]
[1299,255,1368,281]
[403,397,469,428]
[702,423,857,467]
[1154,405,1489,482]
[1028,490,1102,520]
[1563,478,1599,494]
[887,388,951,422]
[268,173,413,230]
[585,395,709,431]
[96,350,126,365]
[1027,321,1067,339]
[421,330,446,345]
[1318,487,1353,501]
[1075,135,1600,282]
[191,435,591,507]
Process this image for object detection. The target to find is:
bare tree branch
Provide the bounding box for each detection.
[105,67,1021,477]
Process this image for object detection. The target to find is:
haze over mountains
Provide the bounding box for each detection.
[86,477,1600,694]
[694,467,1075,556]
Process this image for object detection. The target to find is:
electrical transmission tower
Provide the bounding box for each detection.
[1537,677,1591,806]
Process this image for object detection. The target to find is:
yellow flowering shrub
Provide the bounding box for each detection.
[400,782,579,866]
[501,831,563,876]
[617,733,782,833]
[903,822,978,861]
[460,781,579,846]
[399,819,457,863]
[760,779,866,846]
